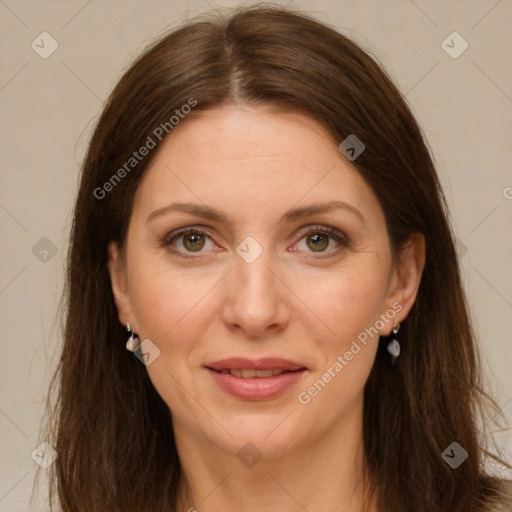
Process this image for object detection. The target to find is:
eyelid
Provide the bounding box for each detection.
[295,224,348,244]
[162,224,349,258]
[291,224,349,258]
[161,226,216,256]
[162,225,212,246]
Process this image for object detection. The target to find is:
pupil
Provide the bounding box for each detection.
[184,233,205,251]
[309,233,328,251]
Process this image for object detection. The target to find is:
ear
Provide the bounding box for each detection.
[107,241,134,328]
[380,233,426,335]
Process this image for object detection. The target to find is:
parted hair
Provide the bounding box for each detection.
[35,4,511,512]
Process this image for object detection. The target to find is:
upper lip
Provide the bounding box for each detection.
[205,357,307,371]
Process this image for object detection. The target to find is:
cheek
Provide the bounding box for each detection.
[127,251,223,350]
[126,259,217,411]
[128,247,391,352]
[303,261,391,349]
[296,270,385,415]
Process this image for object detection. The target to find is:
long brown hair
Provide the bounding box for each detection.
[35,4,511,511]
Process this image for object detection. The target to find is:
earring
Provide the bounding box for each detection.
[125,322,140,352]
[387,320,401,365]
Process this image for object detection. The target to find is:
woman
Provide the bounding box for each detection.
[37,4,511,511]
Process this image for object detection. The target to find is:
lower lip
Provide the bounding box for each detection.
[206,368,307,400]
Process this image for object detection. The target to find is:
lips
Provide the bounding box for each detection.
[217,368,289,378]
[205,357,307,400]
[206,357,306,373]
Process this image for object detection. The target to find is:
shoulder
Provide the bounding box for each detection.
[502,478,512,488]
[485,479,512,512]
[497,478,512,496]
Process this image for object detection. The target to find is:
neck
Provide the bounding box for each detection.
[173,396,377,512]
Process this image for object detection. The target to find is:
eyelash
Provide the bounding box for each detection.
[162,225,349,260]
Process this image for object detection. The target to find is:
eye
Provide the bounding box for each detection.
[162,225,349,259]
[162,227,216,258]
[292,225,349,258]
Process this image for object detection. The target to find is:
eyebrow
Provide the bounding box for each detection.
[146,200,366,226]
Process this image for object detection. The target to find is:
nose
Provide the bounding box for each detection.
[220,246,290,337]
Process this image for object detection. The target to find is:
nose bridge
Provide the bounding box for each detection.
[237,243,275,292]
[222,235,288,335]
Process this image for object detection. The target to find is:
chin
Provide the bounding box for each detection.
[205,411,307,460]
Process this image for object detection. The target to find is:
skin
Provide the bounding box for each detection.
[108,103,425,512]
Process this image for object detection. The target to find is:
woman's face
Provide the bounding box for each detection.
[108,103,423,459]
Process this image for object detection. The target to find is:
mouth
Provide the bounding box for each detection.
[205,356,307,373]
[204,357,308,400]
[208,368,305,378]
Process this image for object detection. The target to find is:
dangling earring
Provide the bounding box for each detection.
[125,322,140,352]
[387,320,401,365]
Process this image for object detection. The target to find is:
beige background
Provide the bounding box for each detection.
[1,0,511,509]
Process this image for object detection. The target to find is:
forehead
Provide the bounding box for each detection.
[132,104,381,228]
[152,104,339,173]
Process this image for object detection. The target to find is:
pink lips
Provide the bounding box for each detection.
[206,357,305,372]
[205,357,308,400]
